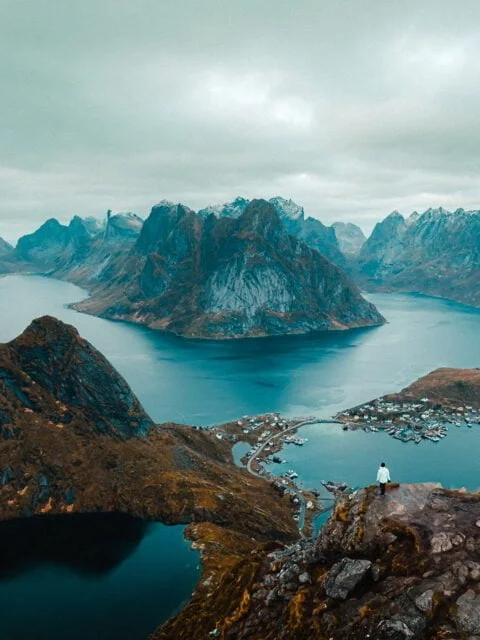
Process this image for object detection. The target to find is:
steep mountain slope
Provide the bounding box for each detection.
[200,196,346,267]
[0,238,16,273]
[332,221,366,256]
[0,316,298,638]
[0,238,13,258]
[72,199,384,338]
[354,207,480,307]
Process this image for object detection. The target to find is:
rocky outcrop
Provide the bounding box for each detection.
[332,221,366,256]
[1,315,153,438]
[72,199,384,338]
[353,207,480,307]
[178,483,480,640]
[324,557,372,599]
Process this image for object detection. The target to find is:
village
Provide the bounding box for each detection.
[336,397,480,443]
[202,396,480,536]
[209,413,342,534]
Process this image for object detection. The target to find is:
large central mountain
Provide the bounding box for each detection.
[70,199,384,338]
[353,207,480,307]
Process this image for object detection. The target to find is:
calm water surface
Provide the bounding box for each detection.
[1,275,479,426]
[0,515,199,640]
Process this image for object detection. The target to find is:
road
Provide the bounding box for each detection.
[245,417,339,537]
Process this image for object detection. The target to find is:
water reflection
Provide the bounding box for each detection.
[0,513,148,579]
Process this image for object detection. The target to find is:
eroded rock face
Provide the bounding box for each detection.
[3,315,153,438]
[332,221,366,256]
[324,557,372,599]
[175,483,480,640]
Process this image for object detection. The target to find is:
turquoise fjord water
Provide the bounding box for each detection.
[1,275,480,426]
[0,274,480,638]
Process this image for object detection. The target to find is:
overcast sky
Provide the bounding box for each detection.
[2,0,480,242]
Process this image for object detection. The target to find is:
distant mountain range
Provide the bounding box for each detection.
[1,199,478,335]
[0,199,383,338]
[352,207,480,307]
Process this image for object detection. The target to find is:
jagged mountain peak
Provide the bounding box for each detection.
[198,196,250,219]
[4,316,153,438]
[135,201,196,256]
[385,209,405,221]
[268,196,305,221]
[236,198,286,235]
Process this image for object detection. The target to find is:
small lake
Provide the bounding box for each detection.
[0,513,199,640]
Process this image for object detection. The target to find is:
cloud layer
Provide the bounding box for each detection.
[2,0,480,241]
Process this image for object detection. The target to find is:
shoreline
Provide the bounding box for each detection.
[209,413,343,537]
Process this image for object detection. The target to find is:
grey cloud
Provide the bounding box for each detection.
[2,0,480,242]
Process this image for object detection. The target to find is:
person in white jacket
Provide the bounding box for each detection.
[376,462,390,495]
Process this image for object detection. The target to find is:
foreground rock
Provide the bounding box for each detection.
[72,199,384,338]
[0,317,298,638]
[186,483,480,640]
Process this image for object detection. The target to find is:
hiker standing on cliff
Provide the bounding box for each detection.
[376,462,390,495]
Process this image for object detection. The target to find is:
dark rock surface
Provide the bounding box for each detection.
[200,195,346,267]
[73,199,384,338]
[3,315,153,438]
[324,557,372,599]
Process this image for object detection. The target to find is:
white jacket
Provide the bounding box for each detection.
[376,466,390,483]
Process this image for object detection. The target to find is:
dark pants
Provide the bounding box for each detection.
[380,483,386,495]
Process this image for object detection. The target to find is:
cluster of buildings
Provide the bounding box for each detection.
[338,398,480,444]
